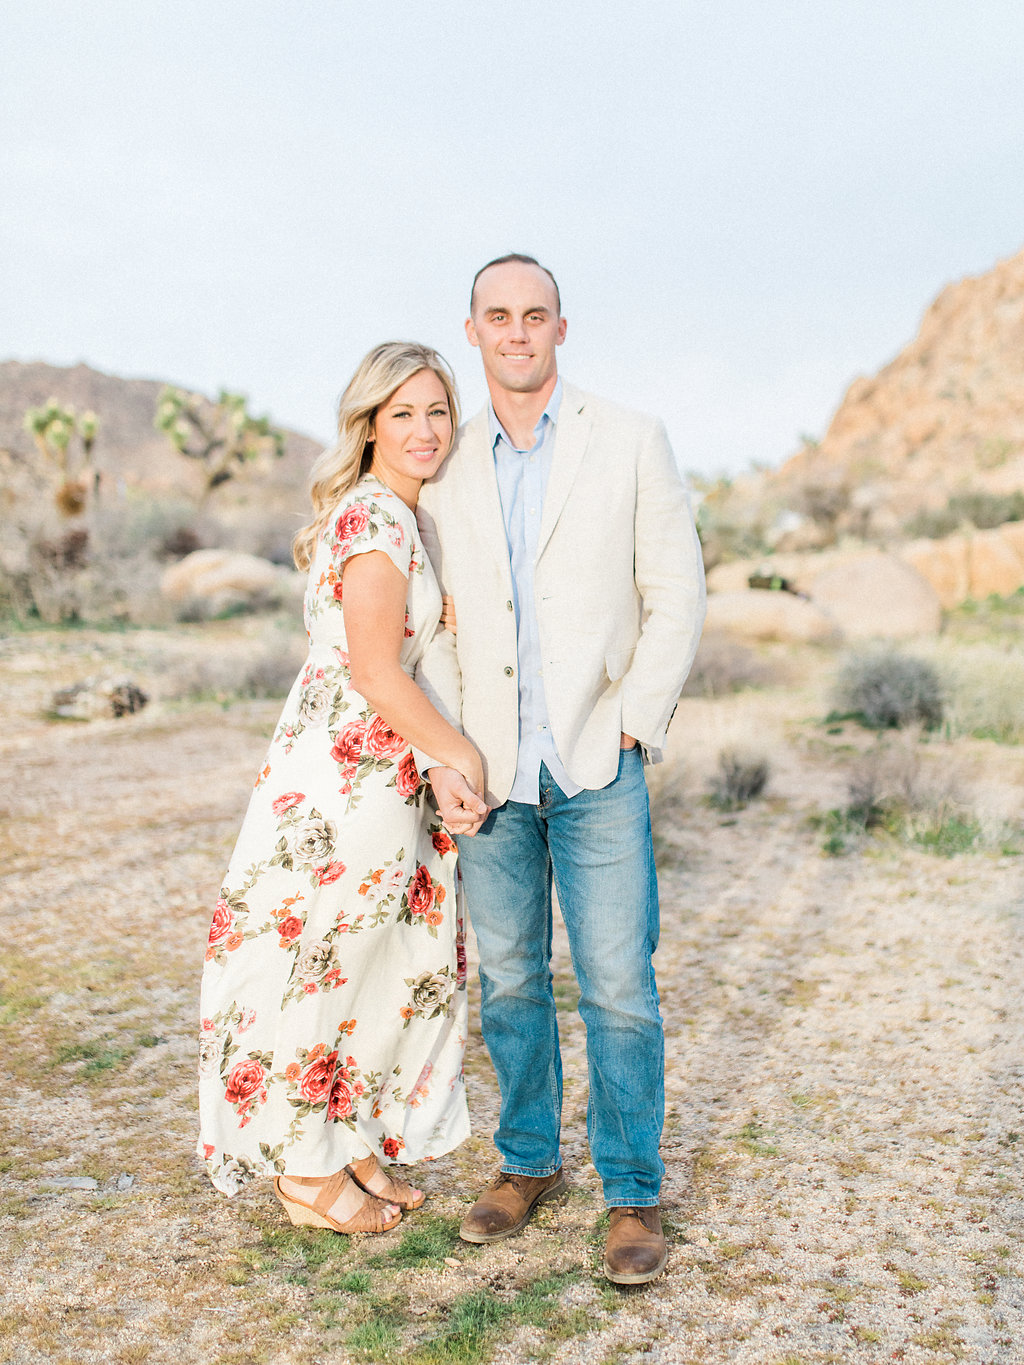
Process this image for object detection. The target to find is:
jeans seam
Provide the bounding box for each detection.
[501,1163,562,1178]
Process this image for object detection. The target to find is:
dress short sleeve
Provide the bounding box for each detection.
[328,486,413,580]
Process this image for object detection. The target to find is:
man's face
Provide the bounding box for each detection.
[466,261,566,395]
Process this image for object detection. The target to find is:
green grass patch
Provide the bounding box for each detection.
[733,1121,779,1158]
[406,1272,584,1365]
[368,1214,463,1270]
[51,1038,135,1076]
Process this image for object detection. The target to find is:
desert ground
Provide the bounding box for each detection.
[1,616,1023,1365]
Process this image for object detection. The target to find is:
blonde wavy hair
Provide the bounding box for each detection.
[292,341,460,571]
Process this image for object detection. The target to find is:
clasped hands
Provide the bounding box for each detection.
[428,733,638,839]
[427,766,490,838]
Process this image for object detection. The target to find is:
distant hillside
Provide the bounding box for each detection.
[769,245,1024,539]
[0,360,323,542]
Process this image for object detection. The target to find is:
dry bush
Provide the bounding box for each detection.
[682,635,776,697]
[832,651,944,730]
[821,737,991,857]
[160,631,305,702]
[904,489,1024,539]
[707,747,770,810]
[939,647,1024,744]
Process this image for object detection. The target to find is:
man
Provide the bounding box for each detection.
[414,254,705,1284]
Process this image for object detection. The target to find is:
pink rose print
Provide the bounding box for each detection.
[318,860,346,885]
[237,1007,256,1033]
[225,1059,266,1107]
[406,865,435,916]
[394,752,421,799]
[335,503,369,551]
[365,714,406,761]
[327,1073,353,1119]
[298,1050,338,1104]
[431,829,456,857]
[208,898,233,947]
[272,792,305,817]
[331,721,365,768]
[278,915,303,942]
[456,934,467,987]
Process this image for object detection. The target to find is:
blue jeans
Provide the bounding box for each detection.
[456,748,664,1206]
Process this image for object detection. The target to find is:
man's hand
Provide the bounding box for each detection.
[620,732,638,749]
[427,766,489,838]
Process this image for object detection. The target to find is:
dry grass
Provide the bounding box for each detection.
[1,627,1023,1364]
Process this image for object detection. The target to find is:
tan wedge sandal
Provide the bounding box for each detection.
[273,1169,402,1234]
[346,1152,426,1210]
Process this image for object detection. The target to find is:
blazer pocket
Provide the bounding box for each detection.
[605,648,635,682]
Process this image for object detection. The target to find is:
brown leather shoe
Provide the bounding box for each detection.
[458,1168,566,1243]
[603,1206,667,1284]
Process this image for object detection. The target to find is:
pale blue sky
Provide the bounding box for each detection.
[3,1,1023,473]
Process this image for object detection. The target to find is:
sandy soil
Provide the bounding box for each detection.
[1,627,1022,1365]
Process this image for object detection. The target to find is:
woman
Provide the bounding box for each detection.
[197,342,483,1235]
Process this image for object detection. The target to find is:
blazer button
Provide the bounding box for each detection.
[503,665,514,677]
[505,599,513,611]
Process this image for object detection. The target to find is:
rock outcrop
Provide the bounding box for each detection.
[161,549,303,614]
[808,553,941,639]
[768,246,1024,538]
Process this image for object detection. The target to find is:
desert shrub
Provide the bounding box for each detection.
[831,651,944,730]
[694,477,774,570]
[91,495,211,561]
[682,636,775,697]
[939,647,1024,744]
[707,748,770,810]
[819,740,982,857]
[162,632,304,702]
[160,526,203,559]
[904,490,1024,540]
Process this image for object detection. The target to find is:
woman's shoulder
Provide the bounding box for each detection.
[326,477,418,562]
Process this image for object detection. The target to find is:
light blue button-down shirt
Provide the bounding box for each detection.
[490,379,582,805]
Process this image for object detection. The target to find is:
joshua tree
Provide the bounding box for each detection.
[23,401,100,518]
[154,387,285,503]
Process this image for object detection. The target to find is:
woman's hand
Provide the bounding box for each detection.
[441,595,457,634]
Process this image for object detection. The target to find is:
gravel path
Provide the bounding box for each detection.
[1,635,1022,1364]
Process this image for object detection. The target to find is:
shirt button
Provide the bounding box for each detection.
[503,665,514,677]
[529,508,536,516]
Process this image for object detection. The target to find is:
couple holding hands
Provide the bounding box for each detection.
[197,253,706,1284]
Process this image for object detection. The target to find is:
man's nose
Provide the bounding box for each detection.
[508,315,529,340]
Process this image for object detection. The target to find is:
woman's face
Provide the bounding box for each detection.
[369,369,453,502]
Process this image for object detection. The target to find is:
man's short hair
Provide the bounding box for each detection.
[469,253,561,316]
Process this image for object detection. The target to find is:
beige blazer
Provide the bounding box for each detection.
[414,381,706,807]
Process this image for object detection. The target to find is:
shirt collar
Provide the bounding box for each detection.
[489,377,563,452]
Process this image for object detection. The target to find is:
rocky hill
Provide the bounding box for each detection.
[768,244,1024,542]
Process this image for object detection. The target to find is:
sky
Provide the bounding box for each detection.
[2,1,1024,476]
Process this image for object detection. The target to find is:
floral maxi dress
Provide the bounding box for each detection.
[198,476,470,1195]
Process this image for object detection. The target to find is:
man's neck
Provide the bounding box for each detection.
[488,373,559,450]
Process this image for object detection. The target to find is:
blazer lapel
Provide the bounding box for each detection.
[536,383,591,561]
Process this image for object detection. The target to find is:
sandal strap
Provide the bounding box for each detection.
[311,1168,353,1217]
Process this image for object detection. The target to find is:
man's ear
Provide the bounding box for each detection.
[556,317,567,346]
[465,316,480,348]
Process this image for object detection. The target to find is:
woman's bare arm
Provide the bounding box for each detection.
[343,551,485,799]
